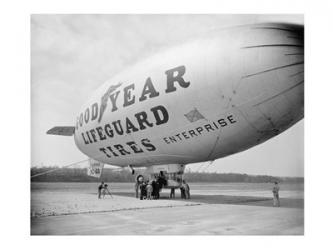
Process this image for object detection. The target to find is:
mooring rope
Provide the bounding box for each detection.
[30,159,89,178]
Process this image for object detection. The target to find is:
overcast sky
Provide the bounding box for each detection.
[31,14,304,177]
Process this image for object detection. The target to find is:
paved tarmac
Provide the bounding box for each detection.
[31,195,303,235]
[31,182,304,235]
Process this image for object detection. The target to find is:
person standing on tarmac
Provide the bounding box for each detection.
[98,182,104,199]
[154,177,161,199]
[140,181,148,200]
[183,180,190,199]
[272,181,280,207]
[147,181,153,200]
[135,180,139,198]
[170,187,175,199]
[158,171,167,187]
[180,181,186,199]
[152,177,158,199]
[135,175,144,199]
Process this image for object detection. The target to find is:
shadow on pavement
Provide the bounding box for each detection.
[111,192,304,209]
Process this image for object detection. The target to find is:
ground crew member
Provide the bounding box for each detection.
[140,181,148,200]
[272,181,280,207]
[98,181,104,199]
[180,182,186,199]
[152,176,161,199]
[152,178,158,199]
[183,180,190,199]
[147,182,153,200]
[158,171,167,187]
[135,181,139,198]
[170,187,175,199]
[135,175,144,198]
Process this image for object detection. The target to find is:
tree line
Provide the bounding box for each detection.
[30,166,303,183]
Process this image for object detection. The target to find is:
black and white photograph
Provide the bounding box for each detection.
[30,14,304,235]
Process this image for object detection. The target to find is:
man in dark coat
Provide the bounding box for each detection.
[98,182,104,199]
[140,181,147,200]
[152,178,159,199]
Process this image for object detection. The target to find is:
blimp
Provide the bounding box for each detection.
[47,22,304,187]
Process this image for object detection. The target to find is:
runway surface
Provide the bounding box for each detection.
[31,182,304,235]
[31,203,303,235]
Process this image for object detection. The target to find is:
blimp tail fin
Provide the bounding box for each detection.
[47,126,75,136]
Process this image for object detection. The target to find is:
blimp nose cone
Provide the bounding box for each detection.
[235,23,304,135]
[240,23,304,83]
